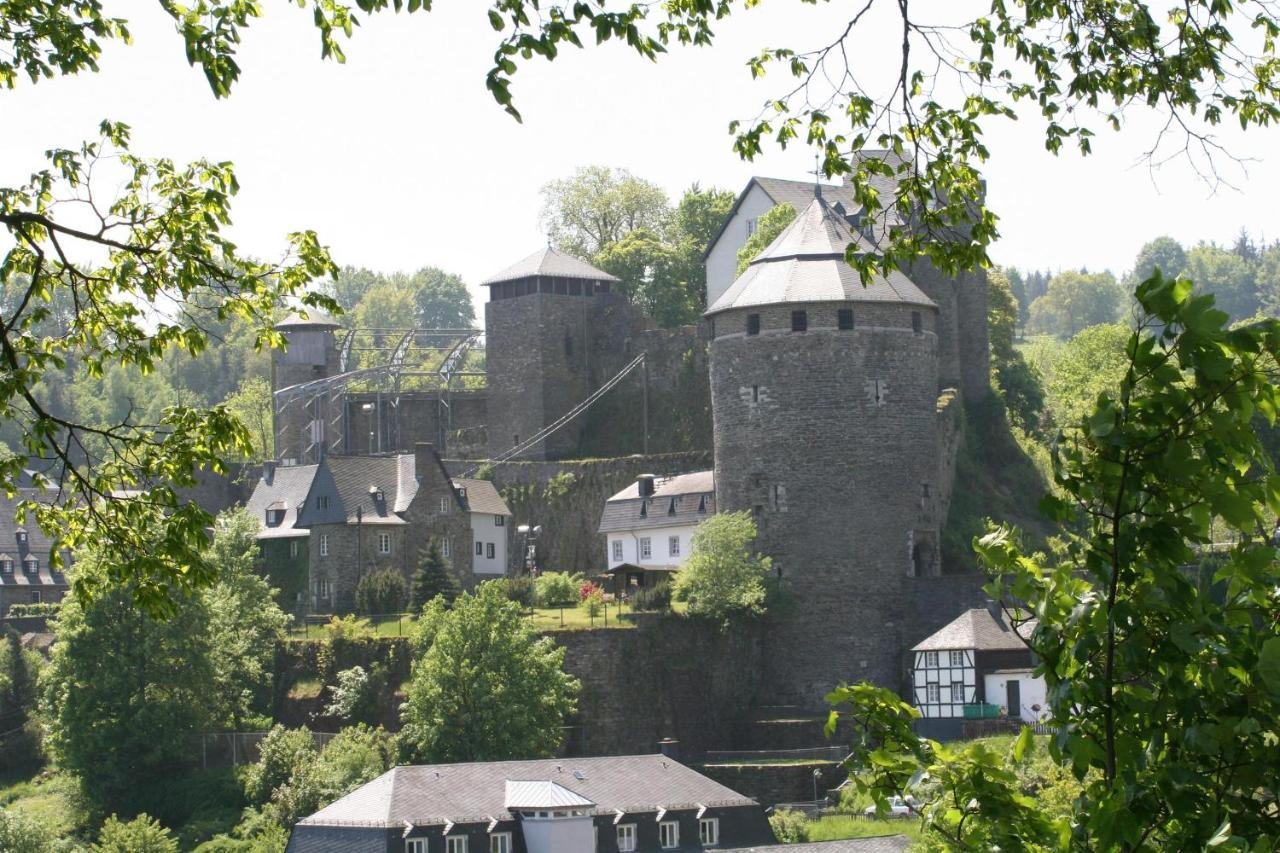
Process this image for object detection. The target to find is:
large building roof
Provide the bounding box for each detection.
[325,454,419,525]
[299,754,755,828]
[245,464,318,539]
[912,607,1036,652]
[481,247,620,286]
[598,471,716,535]
[0,488,68,589]
[706,196,934,315]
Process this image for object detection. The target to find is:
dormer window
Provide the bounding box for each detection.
[15,529,27,546]
[316,495,330,510]
[1,558,12,574]
[370,487,385,503]
[24,556,38,574]
[265,504,286,526]
[639,500,647,518]
[698,495,708,513]
[668,498,677,516]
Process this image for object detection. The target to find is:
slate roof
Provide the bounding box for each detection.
[912,607,1037,652]
[326,454,419,525]
[244,464,318,539]
[299,754,755,828]
[0,488,69,589]
[598,471,716,534]
[729,836,912,852]
[453,478,512,517]
[481,246,620,286]
[707,196,935,316]
[274,309,342,330]
[504,780,595,809]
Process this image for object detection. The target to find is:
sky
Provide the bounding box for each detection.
[2,2,1277,318]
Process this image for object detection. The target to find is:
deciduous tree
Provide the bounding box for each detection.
[1028,270,1126,338]
[735,204,797,277]
[540,166,670,257]
[673,510,772,626]
[400,582,579,763]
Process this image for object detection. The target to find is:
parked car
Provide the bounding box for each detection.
[865,795,917,817]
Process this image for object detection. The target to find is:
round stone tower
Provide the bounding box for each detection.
[706,195,940,704]
[270,309,342,464]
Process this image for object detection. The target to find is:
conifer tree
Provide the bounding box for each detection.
[410,541,460,610]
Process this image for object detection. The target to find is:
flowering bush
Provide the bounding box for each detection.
[578,581,601,602]
[580,584,605,618]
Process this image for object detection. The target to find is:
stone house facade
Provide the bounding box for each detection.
[0,487,69,617]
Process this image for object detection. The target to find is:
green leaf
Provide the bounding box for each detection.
[1259,637,1280,696]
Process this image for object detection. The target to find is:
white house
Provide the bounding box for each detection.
[910,606,1045,736]
[453,477,512,576]
[597,471,715,590]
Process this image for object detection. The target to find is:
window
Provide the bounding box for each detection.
[317,495,330,510]
[24,557,37,574]
[751,384,760,403]
[949,650,965,667]
[746,313,760,336]
[319,534,329,557]
[446,837,468,853]
[926,682,940,702]
[791,310,807,332]
[639,537,652,559]
[669,536,680,557]
[951,681,965,702]
[838,308,854,330]
[1,559,11,575]
[442,538,452,558]
[923,650,938,667]
[489,834,511,853]
[617,824,637,852]
[406,841,426,853]
[15,530,26,545]
[495,515,505,527]
[486,543,495,559]
[289,540,299,559]
[439,496,450,514]
[612,540,623,561]
[746,217,758,236]
[912,310,923,334]
[699,817,720,845]
[315,578,330,598]
[378,533,392,555]
[476,542,484,556]
[660,820,679,848]
[31,590,41,603]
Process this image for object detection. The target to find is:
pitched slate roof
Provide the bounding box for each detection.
[504,780,595,809]
[912,607,1037,652]
[325,454,418,525]
[453,478,512,517]
[706,197,934,315]
[0,488,68,589]
[481,246,620,286]
[244,464,318,539]
[598,471,716,534]
[299,755,755,828]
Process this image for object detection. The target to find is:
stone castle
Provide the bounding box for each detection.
[266,168,992,708]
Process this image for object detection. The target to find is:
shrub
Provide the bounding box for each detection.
[768,808,811,843]
[580,585,604,618]
[4,601,60,618]
[631,582,672,611]
[242,726,316,807]
[534,571,583,607]
[502,575,536,608]
[93,814,178,852]
[263,725,396,828]
[673,511,772,626]
[0,808,53,853]
[354,569,407,616]
[322,665,388,726]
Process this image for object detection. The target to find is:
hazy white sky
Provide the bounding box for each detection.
[2,2,1276,316]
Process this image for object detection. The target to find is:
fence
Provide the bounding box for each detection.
[961,719,1055,739]
[191,730,337,770]
[290,613,416,638]
[702,746,846,764]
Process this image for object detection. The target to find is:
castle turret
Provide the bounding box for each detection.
[271,309,342,464]
[482,247,619,461]
[706,196,941,704]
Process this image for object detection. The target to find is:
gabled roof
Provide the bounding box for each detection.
[481,246,620,286]
[325,454,418,525]
[912,607,1036,652]
[300,754,754,828]
[504,780,595,810]
[245,464,319,539]
[453,478,512,517]
[706,196,934,315]
[598,471,716,535]
[0,488,69,588]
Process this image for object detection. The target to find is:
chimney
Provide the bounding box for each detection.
[415,443,435,481]
[657,738,680,762]
[637,474,656,498]
[262,460,276,485]
[986,600,1006,629]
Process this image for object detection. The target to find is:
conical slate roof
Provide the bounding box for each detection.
[705,196,935,315]
[481,246,619,286]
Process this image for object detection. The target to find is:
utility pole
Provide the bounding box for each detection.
[641,354,649,455]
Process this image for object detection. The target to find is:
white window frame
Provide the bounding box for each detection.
[442,538,452,558]
[319,534,329,557]
[489,833,511,853]
[926,682,940,702]
[446,836,468,853]
[639,537,652,559]
[24,557,38,574]
[317,495,330,510]
[923,650,938,667]
[289,540,299,558]
[617,824,637,852]
[612,540,623,561]
[669,535,680,557]
[949,650,966,667]
[951,681,965,703]
[439,496,450,513]
[660,820,679,849]
[406,840,427,853]
[378,533,392,554]
[746,217,758,236]
[0,559,11,574]
[699,817,719,846]
[495,515,505,527]
[486,542,495,559]
[31,590,41,604]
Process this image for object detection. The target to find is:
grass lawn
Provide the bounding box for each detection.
[0,769,80,838]
[807,814,922,843]
[288,603,687,637]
